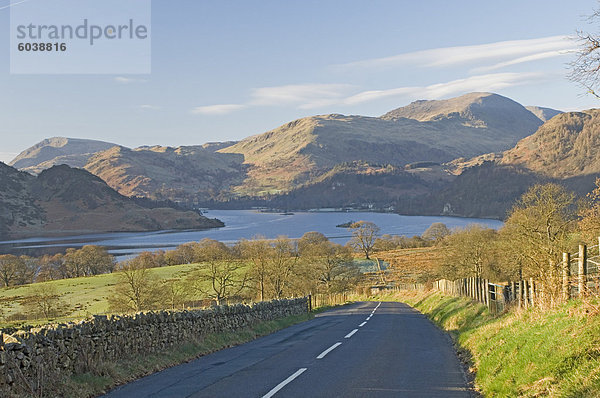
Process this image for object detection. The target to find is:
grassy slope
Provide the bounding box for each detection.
[0,263,198,325]
[376,290,600,397]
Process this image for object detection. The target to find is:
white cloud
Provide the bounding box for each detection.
[250,83,353,108]
[343,72,545,105]
[191,104,247,115]
[471,50,574,73]
[190,72,550,114]
[139,104,161,110]
[337,36,574,70]
[114,76,147,84]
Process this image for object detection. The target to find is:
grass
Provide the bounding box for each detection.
[377,290,600,397]
[0,263,199,327]
[52,312,314,398]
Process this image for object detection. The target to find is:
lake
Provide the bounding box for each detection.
[0,210,503,260]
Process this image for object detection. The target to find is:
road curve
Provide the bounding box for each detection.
[103,302,471,398]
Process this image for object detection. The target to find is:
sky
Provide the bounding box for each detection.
[1,0,600,163]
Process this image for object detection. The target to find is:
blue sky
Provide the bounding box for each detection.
[1,0,599,163]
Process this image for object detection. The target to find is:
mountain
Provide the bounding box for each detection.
[0,163,223,239]
[525,106,563,122]
[405,110,600,219]
[84,145,246,203]
[10,92,546,207]
[9,137,118,174]
[0,163,44,238]
[499,110,600,178]
[220,92,543,196]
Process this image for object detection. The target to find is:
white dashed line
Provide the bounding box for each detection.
[344,329,358,338]
[262,368,307,398]
[359,321,367,327]
[317,342,342,359]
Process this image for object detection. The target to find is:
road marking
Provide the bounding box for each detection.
[344,329,358,338]
[359,321,367,327]
[317,342,342,359]
[366,316,371,320]
[262,368,307,398]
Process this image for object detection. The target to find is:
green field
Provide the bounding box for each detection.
[0,263,199,326]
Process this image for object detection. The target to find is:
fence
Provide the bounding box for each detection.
[308,293,349,310]
[434,278,508,314]
[434,240,600,313]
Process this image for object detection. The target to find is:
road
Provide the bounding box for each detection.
[103,302,471,398]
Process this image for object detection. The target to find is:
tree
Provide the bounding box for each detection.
[501,184,576,304]
[22,284,70,320]
[0,255,21,287]
[63,246,114,277]
[440,224,498,279]
[162,278,189,310]
[348,221,380,259]
[265,236,299,299]
[187,239,248,304]
[109,258,163,312]
[570,6,600,98]
[37,254,65,282]
[578,178,600,243]
[422,223,450,243]
[237,236,272,301]
[299,234,360,293]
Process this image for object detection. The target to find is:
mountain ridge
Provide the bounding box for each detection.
[0,163,223,239]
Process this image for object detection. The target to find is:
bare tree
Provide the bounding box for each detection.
[501,184,576,304]
[265,236,299,299]
[22,284,70,320]
[348,221,380,259]
[0,254,20,287]
[109,259,162,312]
[440,224,498,279]
[422,222,450,243]
[237,236,271,301]
[570,6,600,98]
[187,239,248,304]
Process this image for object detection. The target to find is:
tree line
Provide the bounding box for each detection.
[435,180,600,306]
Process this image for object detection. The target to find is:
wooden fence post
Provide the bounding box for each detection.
[524,279,529,308]
[485,280,490,310]
[529,277,535,308]
[562,252,570,302]
[518,280,523,308]
[578,244,587,297]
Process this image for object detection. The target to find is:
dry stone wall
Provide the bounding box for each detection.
[0,298,308,396]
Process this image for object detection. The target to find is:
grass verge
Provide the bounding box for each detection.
[373,290,600,397]
[56,312,313,398]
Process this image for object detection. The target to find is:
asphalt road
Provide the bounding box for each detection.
[103,302,471,398]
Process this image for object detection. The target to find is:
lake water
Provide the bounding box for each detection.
[0,210,503,260]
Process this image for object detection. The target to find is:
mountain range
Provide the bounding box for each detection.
[10,92,548,204]
[10,91,598,227]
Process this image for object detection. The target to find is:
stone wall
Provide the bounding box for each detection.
[0,297,308,396]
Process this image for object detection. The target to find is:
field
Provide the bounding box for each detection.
[0,263,199,326]
[376,246,443,282]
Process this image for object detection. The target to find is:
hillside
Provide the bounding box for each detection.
[220,92,543,196]
[404,109,600,219]
[0,163,223,239]
[11,93,545,205]
[9,137,117,174]
[84,145,246,203]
